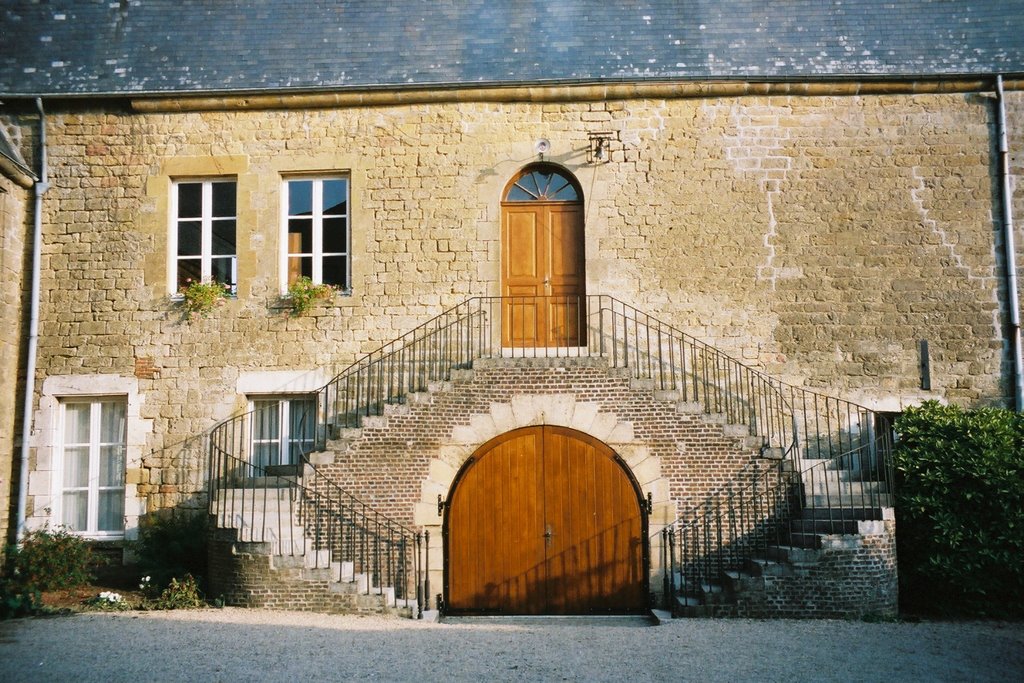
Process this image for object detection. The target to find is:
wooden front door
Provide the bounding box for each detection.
[445,426,647,615]
[501,166,585,347]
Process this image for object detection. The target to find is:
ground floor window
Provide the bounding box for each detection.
[60,399,126,536]
[249,396,317,468]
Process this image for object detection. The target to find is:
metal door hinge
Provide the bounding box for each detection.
[643,492,653,515]
[437,494,445,516]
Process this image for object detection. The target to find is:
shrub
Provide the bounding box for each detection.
[893,401,1024,617]
[133,512,207,592]
[0,581,41,620]
[285,276,336,316]
[4,526,93,592]
[154,574,204,610]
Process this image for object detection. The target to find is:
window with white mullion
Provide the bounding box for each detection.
[173,179,237,293]
[284,177,349,290]
[60,400,126,536]
[250,397,316,468]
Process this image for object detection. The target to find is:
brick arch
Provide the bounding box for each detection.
[414,394,673,606]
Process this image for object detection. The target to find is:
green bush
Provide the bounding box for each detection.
[893,401,1024,617]
[4,526,93,592]
[133,512,207,592]
[0,581,41,620]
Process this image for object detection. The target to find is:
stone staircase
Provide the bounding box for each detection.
[669,448,896,618]
[207,295,896,618]
[208,483,418,617]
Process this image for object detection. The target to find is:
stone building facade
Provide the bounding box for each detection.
[2,1,1022,616]
[2,90,1017,529]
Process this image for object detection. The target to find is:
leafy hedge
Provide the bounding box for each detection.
[893,401,1024,617]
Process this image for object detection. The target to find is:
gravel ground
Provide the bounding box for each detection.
[1,609,1022,682]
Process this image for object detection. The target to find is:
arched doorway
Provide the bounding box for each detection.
[501,165,586,347]
[444,426,647,615]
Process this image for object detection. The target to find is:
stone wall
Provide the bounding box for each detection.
[14,90,1022,528]
[0,171,29,548]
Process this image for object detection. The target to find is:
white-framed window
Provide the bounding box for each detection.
[171,178,237,294]
[281,176,349,291]
[59,399,126,537]
[249,395,317,469]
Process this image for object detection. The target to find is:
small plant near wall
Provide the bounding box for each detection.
[154,574,204,609]
[177,278,231,319]
[285,276,336,316]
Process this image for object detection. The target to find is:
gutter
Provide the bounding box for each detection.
[16,98,48,538]
[129,78,1024,114]
[995,76,1024,412]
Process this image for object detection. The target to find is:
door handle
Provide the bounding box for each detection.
[543,524,553,547]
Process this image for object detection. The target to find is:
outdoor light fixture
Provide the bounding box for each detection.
[535,138,551,159]
[588,132,613,164]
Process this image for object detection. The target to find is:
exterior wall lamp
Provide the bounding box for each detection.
[588,132,613,164]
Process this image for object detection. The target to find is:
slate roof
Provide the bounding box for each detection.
[2,1,1024,97]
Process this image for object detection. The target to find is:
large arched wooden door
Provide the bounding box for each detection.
[501,165,585,347]
[445,426,647,615]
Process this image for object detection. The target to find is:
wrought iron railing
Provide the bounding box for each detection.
[311,295,806,452]
[208,420,425,616]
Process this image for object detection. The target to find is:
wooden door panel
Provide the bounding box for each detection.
[547,205,585,286]
[501,198,584,347]
[504,209,543,281]
[447,426,646,615]
[447,429,546,613]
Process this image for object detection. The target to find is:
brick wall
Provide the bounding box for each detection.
[735,519,899,619]
[317,358,762,525]
[207,530,395,615]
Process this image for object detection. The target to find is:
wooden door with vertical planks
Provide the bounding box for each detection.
[445,426,646,614]
[501,166,585,347]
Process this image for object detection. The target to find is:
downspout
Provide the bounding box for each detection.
[995,75,1024,412]
[16,98,48,538]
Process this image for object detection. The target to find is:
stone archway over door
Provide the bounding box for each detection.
[501,165,585,347]
[445,426,647,615]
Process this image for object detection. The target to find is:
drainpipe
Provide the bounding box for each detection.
[995,76,1024,412]
[16,98,49,539]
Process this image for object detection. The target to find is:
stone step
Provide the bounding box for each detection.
[798,506,886,521]
[803,493,893,508]
[789,517,860,535]
[801,479,886,496]
[763,544,821,565]
[743,557,791,577]
[722,569,765,593]
[783,531,823,549]
[798,454,884,474]
[215,485,297,502]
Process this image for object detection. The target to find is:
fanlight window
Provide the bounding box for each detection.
[505,168,580,202]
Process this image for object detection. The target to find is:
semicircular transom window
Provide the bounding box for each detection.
[505,168,580,202]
